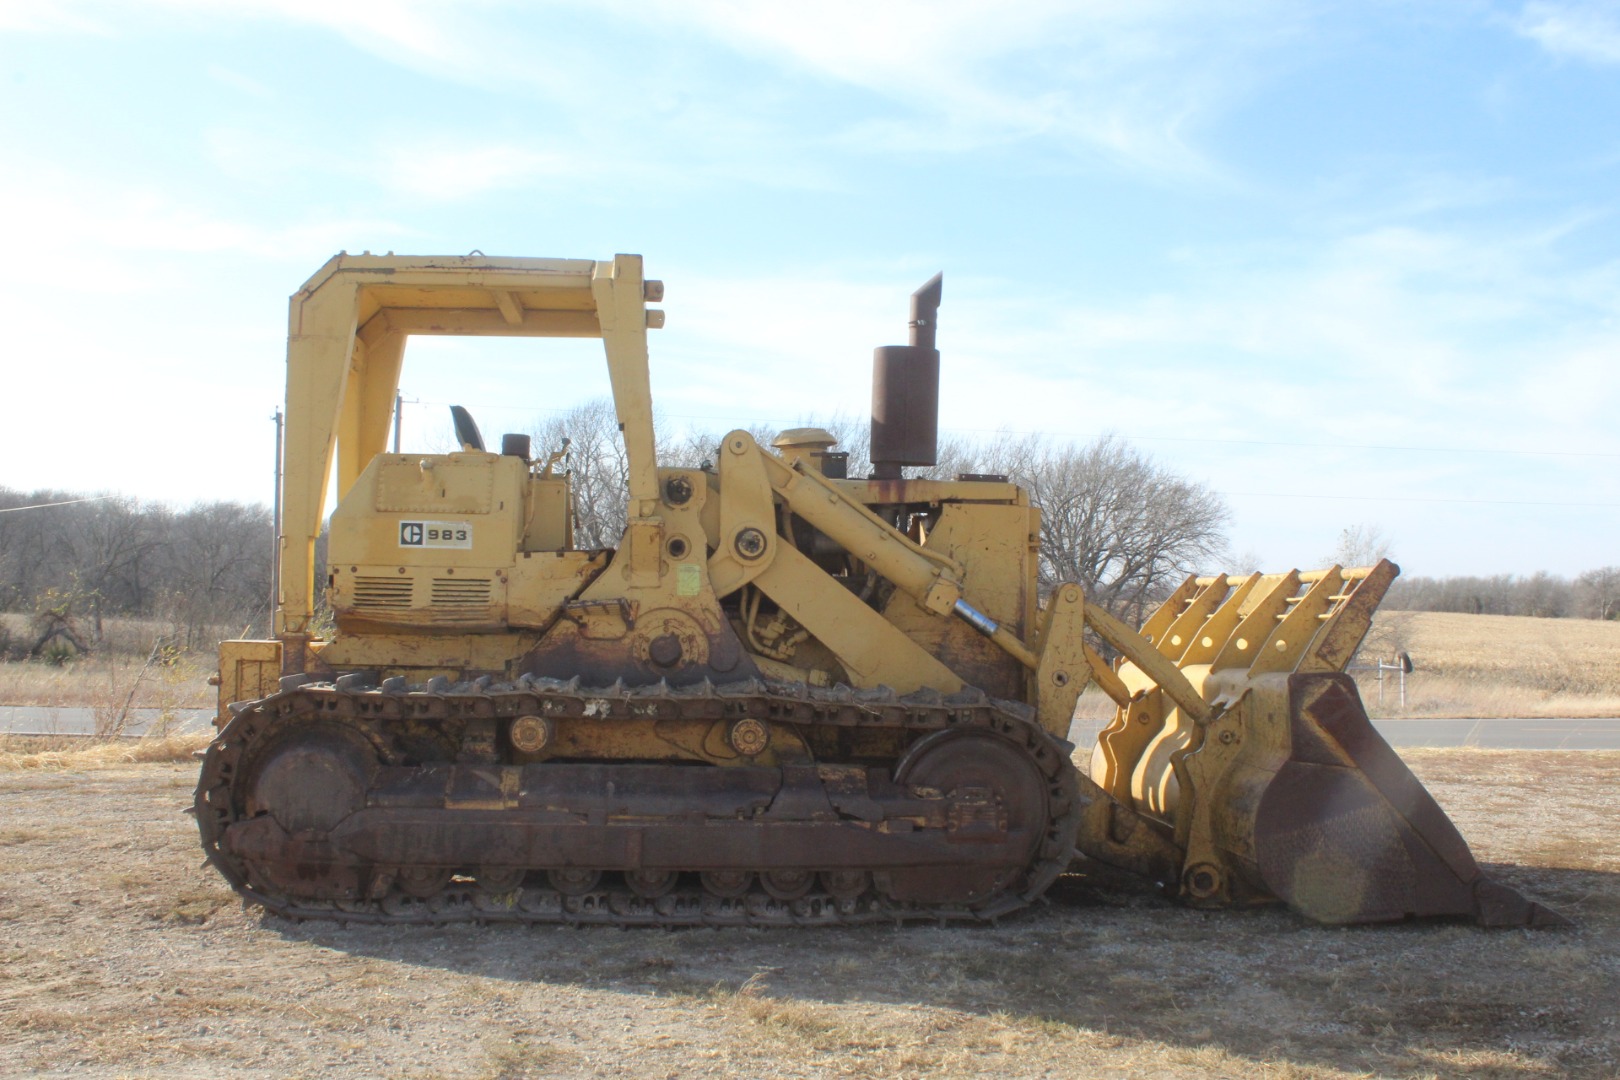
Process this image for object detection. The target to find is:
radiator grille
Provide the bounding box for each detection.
[352,576,413,610]
[431,577,492,621]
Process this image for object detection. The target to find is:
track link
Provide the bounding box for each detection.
[196,675,1082,927]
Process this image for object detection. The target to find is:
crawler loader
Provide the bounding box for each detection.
[196,253,1561,928]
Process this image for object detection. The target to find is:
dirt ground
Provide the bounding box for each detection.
[1,748,1615,1079]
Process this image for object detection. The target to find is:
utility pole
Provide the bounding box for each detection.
[394,390,403,453]
[271,408,283,630]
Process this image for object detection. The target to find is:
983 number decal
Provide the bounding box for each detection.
[399,520,473,549]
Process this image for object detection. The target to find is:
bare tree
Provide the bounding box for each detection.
[1517,570,1572,618]
[1385,571,1592,619]
[1575,566,1620,621]
[1327,524,1392,568]
[530,399,780,545]
[158,502,275,646]
[1015,435,1228,620]
[526,401,634,549]
[59,495,163,640]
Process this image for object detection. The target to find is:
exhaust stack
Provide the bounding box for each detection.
[870,273,942,480]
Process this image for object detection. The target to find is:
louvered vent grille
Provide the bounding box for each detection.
[353,576,413,610]
[431,578,492,621]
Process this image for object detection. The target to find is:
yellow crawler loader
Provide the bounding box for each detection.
[195,253,1561,928]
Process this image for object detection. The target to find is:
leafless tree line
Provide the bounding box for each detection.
[1323,523,1618,621]
[526,400,1230,623]
[0,406,1231,658]
[1385,568,1620,621]
[0,488,272,652]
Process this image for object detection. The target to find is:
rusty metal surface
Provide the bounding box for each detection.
[870,345,940,475]
[195,675,1081,927]
[870,274,944,477]
[1251,674,1568,927]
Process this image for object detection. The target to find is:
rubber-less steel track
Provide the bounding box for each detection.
[195,676,1082,927]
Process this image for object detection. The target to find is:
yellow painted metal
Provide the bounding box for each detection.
[1296,560,1400,673]
[1175,572,1261,667]
[312,631,543,675]
[1082,560,1403,905]
[1033,583,1089,735]
[1084,645,1134,708]
[215,639,281,728]
[762,449,963,615]
[753,541,964,693]
[1209,572,1301,672]
[1085,605,1210,724]
[591,256,662,518]
[516,715,814,768]
[1157,575,1234,663]
[881,501,1039,701]
[1246,567,1344,675]
[223,253,1540,926]
[706,431,780,598]
[277,253,660,669]
[1138,574,1199,653]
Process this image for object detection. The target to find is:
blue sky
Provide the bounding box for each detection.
[1,0,1616,577]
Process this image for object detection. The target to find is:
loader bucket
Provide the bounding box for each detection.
[1078,561,1566,927]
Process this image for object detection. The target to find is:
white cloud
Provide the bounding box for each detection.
[21,0,1308,180]
[374,141,586,200]
[206,63,275,100]
[1514,1,1620,64]
[628,211,1620,489]
[0,162,402,269]
[0,0,109,32]
[638,0,1300,176]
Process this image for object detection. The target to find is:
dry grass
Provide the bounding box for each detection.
[0,732,211,770]
[0,612,215,711]
[1075,611,1620,722]
[0,650,214,712]
[1,752,1616,1079]
[1359,611,1620,717]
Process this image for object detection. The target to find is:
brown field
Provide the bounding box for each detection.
[1355,611,1620,718]
[1,745,1616,1079]
[1070,609,1620,722]
[0,613,214,715]
[1,610,1615,726]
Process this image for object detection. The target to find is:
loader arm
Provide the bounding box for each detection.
[703,430,1087,731]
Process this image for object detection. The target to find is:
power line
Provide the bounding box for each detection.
[1220,491,1619,509]
[0,495,122,514]
[954,430,1620,460]
[401,397,1619,462]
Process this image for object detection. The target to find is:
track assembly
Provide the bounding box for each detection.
[195,676,1082,927]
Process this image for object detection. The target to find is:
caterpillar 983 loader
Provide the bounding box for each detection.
[195,253,1561,928]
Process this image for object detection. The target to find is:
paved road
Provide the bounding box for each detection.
[1370,717,1620,750]
[0,706,216,737]
[1067,717,1620,751]
[7,707,1620,749]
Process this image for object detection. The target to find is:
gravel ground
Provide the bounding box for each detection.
[2,749,1616,1079]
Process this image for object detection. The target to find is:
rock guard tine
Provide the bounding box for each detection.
[1078,560,1568,927]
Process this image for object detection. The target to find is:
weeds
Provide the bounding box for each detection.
[478,1037,569,1080]
[0,732,210,771]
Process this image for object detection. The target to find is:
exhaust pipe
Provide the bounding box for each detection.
[870,273,942,481]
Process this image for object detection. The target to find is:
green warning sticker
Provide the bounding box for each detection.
[676,562,702,597]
